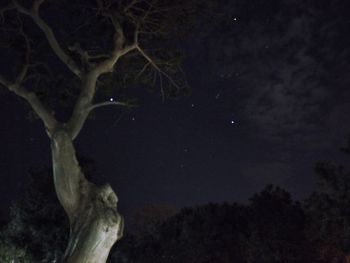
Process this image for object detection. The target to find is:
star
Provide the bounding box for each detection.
[233,17,237,21]
[191,103,195,108]
[231,120,235,124]
[131,117,135,121]
[109,98,114,102]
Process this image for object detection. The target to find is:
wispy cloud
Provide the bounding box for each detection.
[210,1,350,151]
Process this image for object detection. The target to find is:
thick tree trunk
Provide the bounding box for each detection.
[51,129,123,263]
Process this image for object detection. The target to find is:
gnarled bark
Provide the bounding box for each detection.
[51,129,123,263]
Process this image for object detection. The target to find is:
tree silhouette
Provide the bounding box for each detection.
[305,135,350,262]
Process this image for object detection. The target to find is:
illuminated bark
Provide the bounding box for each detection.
[51,130,123,263]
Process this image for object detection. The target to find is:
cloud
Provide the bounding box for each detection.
[211,3,350,152]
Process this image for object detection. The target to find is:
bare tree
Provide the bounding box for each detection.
[0,0,198,262]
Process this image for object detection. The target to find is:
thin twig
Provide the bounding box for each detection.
[88,100,132,112]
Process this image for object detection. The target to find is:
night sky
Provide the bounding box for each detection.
[1,0,350,222]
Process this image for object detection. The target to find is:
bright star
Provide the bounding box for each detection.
[109,98,114,102]
[231,120,235,124]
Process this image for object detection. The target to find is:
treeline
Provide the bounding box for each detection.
[1,143,350,263]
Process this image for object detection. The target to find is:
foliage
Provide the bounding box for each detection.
[112,187,316,263]
[1,180,327,262]
[131,203,178,237]
[3,167,68,262]
[0,238,33,263]
[113,203,247,263]
[244,185,312,263]
[304,136,350,258]
[0,156,99,262]
[4,154,350,263]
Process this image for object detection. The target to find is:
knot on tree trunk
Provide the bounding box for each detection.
[64,184,124,263]
[95,184,122,228]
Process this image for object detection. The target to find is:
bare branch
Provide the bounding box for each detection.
[0,78,57,133]
[67,40,138,139]
[0,22,57,133]
[16,24,31,83]
[135,61,150,81]
[12,0,82,78]
[65,6,138,139]
[93,1,142,75]
[88,100,132,112]
[0,2,15,22]
[94,42,137,75]
[136,44,182,91]
[68,43,90,66]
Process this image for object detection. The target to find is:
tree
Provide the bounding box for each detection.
[131,203,177,237]
[244,185,313,263]
[121,203,248,263]
[0,1,200,262]
[113,188,315,263]
[304,136,350,262]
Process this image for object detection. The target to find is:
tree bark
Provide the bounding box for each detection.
[51,129,123,263]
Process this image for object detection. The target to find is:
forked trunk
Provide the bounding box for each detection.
[51,129,123,263]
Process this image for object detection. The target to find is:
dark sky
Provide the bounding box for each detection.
[1,0,350,222]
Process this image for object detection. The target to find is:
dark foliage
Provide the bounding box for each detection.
[3,167,68,262]
[304,136,350,260]
[1,156,99,262]
[245,185,313,263]
[112,186,316,263]
[3,153,350,262]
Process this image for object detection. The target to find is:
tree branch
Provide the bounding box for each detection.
[0,2,15,22]
[12,0,82,78]
[88,100,132,112]
[0,23,57,133]
[65,72,98,140]
[94,22,137,75]
[66,39,137,140]
[136,44,182,91]
[0,78,57,133]
[64,13,137,139]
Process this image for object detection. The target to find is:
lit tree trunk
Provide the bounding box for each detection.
[51,129,123,263]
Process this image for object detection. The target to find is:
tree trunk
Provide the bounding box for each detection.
[51,129,123,263]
